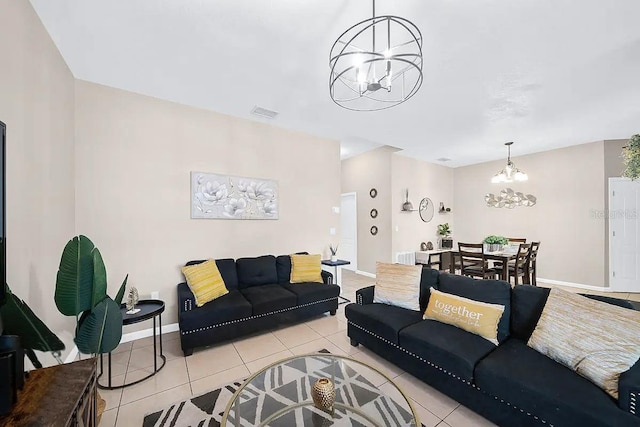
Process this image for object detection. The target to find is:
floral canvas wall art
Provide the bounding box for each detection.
[191,172,279,220]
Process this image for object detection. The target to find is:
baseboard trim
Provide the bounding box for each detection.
[537,278,616,292]
[64,322,180,363]
[356,270,376,278]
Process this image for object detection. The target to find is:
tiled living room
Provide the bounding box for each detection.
[2,1,640,427]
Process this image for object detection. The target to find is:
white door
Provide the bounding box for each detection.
[609,178,640,291]
[340,193,357,271]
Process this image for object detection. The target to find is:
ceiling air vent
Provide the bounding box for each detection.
[250,106,279,119]
[436,157,452,162]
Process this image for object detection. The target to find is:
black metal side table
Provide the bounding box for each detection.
[98,299,166,389]
[321,259,352,304]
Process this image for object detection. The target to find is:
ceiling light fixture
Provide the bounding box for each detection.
[329,0,423,111]
[491,142,528,183]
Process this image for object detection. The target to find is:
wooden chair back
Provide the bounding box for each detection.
[457,242,485,271]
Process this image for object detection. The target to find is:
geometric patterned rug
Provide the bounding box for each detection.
[142,350,424,427]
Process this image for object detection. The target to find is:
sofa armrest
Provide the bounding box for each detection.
[356,285,375,305]
[177,282,196,313]
[619,350,640,417]
[321,270,333,285]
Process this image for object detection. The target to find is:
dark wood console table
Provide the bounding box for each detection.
[0,358,97,426]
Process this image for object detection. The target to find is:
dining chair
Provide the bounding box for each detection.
[426,252,442,270]
[528,242,541,286]
[507,243,531,286]
[506,237,527,243]
[458,242,497,279]
[494,238,527,270]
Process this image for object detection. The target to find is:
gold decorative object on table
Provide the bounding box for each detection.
[312,377,336,412]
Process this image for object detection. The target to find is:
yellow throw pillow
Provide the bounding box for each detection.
[373,262,422,311]
[290,254,323,283]
[181,260,229,307]
[423,288,505,345]
[528,288,640,400]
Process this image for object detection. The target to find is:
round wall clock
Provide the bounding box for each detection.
[370,208,378,218]
[369,188,377,198]
[370,226,378,235]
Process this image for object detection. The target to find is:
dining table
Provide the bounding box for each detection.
[416,248,518,281]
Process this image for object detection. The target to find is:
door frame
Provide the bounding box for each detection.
[608,177,637,291]
[340,192,358,271]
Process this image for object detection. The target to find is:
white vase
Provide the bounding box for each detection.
[330,255,338,262]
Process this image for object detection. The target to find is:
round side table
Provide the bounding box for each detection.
[98,299,166,389]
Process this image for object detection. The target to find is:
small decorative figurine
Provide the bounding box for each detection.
[126,287,140,314]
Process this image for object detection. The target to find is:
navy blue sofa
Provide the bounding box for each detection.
[178,254,340,356]
[346,269,640,427]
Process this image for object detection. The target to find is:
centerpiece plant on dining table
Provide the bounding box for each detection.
[483,235,508,252]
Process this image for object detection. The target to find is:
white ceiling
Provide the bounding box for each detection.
[30,0,640,167]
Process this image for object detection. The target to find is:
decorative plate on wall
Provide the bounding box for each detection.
[370,226,378,236]
[419,197,434,223]
[370,208,378,218]
[369,188,377,198]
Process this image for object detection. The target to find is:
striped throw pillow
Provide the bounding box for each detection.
[528,288,640,399]
[290,254,323,283]
[181,259,229,307]
[373,262,422,311]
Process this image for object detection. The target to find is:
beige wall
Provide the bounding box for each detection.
[0,0,76,350]
[454,141,607,287]
[341,147,395,274]
[391,154,455,256]
[74,80,341,329]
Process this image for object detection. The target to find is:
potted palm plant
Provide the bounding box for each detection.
[54,235,127,418]
[437,223,453,249]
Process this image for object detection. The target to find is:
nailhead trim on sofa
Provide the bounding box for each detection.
[181,297,338,335]
[348,320,552,426]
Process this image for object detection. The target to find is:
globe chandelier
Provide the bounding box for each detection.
[491,142,528,183]
[329,0,423,111]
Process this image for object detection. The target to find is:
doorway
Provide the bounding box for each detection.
[340,192,357,271]
[609,178,640,292]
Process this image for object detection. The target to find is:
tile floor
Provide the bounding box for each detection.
[98,269,639,427]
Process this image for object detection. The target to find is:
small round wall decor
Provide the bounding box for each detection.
[370,226,378,236]
[369,188,377,198]
[370,208,378,218]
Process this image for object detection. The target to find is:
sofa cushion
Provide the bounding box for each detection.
[527,288,640,399]
[240,284,297,315]
[290,254,323,283]
[475,338,630,427]
[181,259,229,307]
[346,303,423,344]
[510,284,549,341]
[276,255,293,283]
[236,255,278,288]
[419,268,440,312]
[437,273,510,343]
[179,290,252,331]
[281,282,340,305]
[423,288,505,345]
[185,258,239,291]
[399,320,497,382]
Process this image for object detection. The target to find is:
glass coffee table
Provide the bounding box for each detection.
[222,353,419,426]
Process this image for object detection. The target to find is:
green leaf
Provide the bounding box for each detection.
[91,248,108,308]
[55,235,95,316]
[114,274,128,305]
[74,297,122,354]
[0,284,65,354]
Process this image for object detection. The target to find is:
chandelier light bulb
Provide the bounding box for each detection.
[491,142,528,183]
